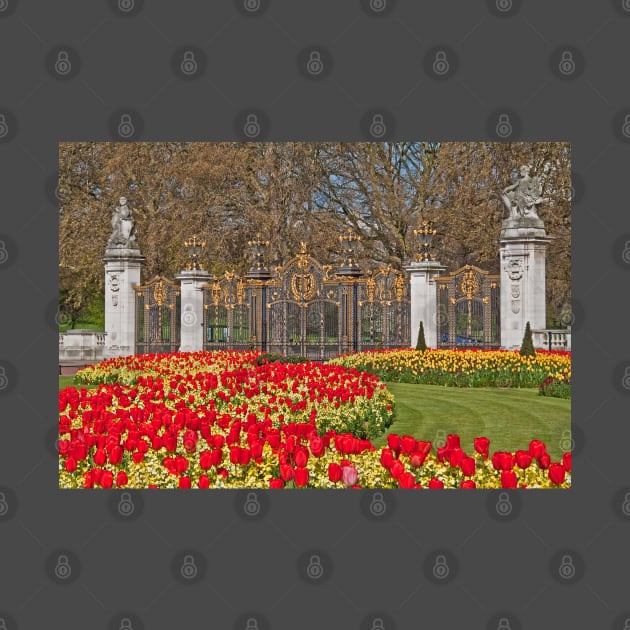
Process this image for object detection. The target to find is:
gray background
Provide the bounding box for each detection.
[0,1,629,628]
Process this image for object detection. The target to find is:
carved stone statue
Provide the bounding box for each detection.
[107,197,138,248]
[501,165,544,220]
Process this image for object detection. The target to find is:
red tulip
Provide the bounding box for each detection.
[293,446,309,468]
[328,463,342,483]
[309,436,325,457]
[116,471,128,487]
[460,480,476,489]
[500,470,518,488]
[548,463,565,485]
[269,478,284,489]
[461,456,476,477]
[389,460,404,480]
[410,451,427,468]
[529,440,546,459]
[199,451,213,470]
[446,434,460,449]
[538,453,551,469]
[400,435,416,455]
[398,472,416,488]
[178,476,191,489]
[93,448,106,466]
[387,434,400,453]
[294,467,309,487]
[474,437,490,458]
[515,450,532,469]
[101,470,114,489]
[448,447,464,468]
[175,455,189,474]
[380,448,395,469]
[562,452,571,472]
[280,463,294,482]
[428,478,444,489]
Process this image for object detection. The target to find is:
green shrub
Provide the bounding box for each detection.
[539,376,571,399]
[416,321,427,352]
[520,321,536,357]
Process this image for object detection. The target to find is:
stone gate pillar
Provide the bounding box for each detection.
[404,260,445,349]
[102,197,144,359]
[175,269,211,352]
[498,166,551,350]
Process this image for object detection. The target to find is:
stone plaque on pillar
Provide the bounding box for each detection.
[498,166,551,349]
[102,197,145,358]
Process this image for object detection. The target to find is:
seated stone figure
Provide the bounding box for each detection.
[501,165,544,220]
[107,197,138,248]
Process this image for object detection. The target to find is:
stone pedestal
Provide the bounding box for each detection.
[175,269,211,352]
[102,247,145,358]
[404,260,446,349]
[498,216,551,350]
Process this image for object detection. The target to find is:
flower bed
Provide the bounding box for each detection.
[329,348,572,389]
[60,351,570,489]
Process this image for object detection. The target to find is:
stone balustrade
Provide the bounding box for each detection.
[531,329,571,351]
[59,329,107,374]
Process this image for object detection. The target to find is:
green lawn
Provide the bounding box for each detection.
[377,382,571,461]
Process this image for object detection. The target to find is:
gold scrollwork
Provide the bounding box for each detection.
[236,279,245,305]
[211,281,222,306]
[291,272,316,301]
[459,269,480,300]
[394,273,405,302]
[153,280,167,306]
[366,275,376,303]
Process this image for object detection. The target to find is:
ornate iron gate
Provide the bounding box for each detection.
[135,275,181,354]
[201,272,250,351]
[358,267,410,350]
[266,246,340,360]
[435,265,500,349]
[198,243,411,359]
